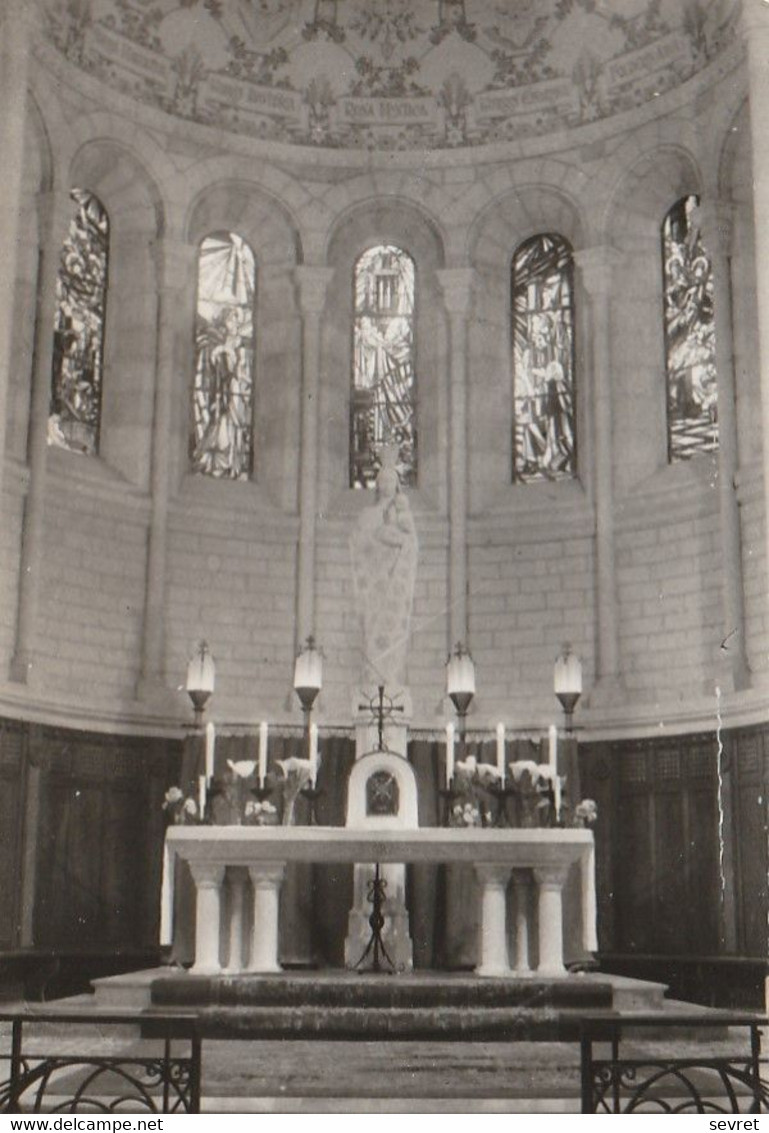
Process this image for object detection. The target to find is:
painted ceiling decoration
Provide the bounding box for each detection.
[42,0,738,150]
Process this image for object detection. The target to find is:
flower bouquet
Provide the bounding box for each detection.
[508,761,563,828]
[275,756,317,826]
[162,787,200,825]
[244,798,279,826]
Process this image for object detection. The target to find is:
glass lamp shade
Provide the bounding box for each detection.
[554,644,582,697]
[294,637,323,711]
[446,643,476,697]
[186,641,215,695]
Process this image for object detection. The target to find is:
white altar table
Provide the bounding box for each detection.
[161,826,596,978]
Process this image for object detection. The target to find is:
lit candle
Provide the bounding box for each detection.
[446,722,455,787]
[198,774,206,819]
[258,721,268,787]
[496,723,506,785]
[309,722,318,786]
[548,723,558,774]
[205,721,216,782]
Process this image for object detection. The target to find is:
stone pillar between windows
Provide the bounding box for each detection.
[574,247,622,698]
[137,240,196,699]
[10,190,72,684]
[294,266,333,646]
[701,199,751,690]
[0,0,31,493]
[437,268,476,650]
[741,0,769,677]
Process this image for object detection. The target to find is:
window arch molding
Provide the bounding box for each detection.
[324,202,446,508]
[184,183,303,503]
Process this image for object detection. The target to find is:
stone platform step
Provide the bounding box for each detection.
[143,1003,612,1042]
[150,972,614,1012]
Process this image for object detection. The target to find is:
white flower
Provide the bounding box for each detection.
[455,756,477,775]
[227,760,256,779]
[475,762,501,785]
[163,786,183,807]
[276,757,314,786]
[183,798,197,816]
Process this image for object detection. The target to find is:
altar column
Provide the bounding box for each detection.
[574,247,622,696]
[475,864,511,976]
[226,867,249,973]
[0,0,31,489]
[534,866,568,976]
[511,871,532,976]
[248,863,286,973]
[190,862,225,974]
[741,0,769,640]
[10,189,72,682]
[138,238,195,696]
[701,198,751,690]
[437,269,476,649]
[295,266,333,645]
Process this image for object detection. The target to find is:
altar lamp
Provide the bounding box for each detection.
[446,641,475,748]
[293,636,323,777]
[554,642,582,733]
[186,641,215,726]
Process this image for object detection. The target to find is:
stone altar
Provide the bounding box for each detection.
[161,826,597,978]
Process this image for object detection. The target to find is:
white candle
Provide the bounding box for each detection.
[205,721,215,782]
[554,774,562,823]
[496,722,506,785]
[258,721,268,787]
[446,722,455,787]
[548,723,558,774]
[198,774,206,819]
[309,722,318,786]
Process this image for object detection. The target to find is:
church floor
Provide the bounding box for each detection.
[0,1001,753,1113]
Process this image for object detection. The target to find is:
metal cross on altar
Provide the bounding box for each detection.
[358,685,404,751]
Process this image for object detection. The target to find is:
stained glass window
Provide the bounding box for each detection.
[351,245,416,490]
[191,232,255,480]
[511,234,575,483]
[662,195,718,461]
[49,189,109,455]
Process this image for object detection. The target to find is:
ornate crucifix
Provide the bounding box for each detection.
[358,685,404,752]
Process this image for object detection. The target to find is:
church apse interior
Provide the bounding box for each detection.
[2,0,769,1024]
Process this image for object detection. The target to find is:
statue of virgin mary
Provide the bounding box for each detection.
[349,445,418,695]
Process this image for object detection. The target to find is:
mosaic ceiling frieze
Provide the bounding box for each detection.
[41,0,739,151]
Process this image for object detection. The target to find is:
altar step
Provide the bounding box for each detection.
[150,972,614,1012]
[135,970,674,1042]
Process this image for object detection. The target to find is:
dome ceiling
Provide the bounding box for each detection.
[42,0,738,151]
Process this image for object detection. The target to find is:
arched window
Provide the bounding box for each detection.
[351,244,416,490]
[511,234,575,483]
[662,195,718,460]
[49,189,109,455]
[190,231,256,480]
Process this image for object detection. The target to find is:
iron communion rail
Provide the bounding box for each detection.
[0,1011,201,1114]
[580,1014,769,1115]
[1,1007,768,1113]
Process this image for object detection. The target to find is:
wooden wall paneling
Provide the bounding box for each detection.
[683,744,720,954]
[0,722,24,948]
[616,745,656,952]
[731,728,768,956]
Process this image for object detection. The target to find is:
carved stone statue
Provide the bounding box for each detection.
[350,446,418,695]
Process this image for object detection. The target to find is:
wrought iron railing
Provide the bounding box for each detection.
[0,1012,200,1114]
[580,1014,769,1114]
